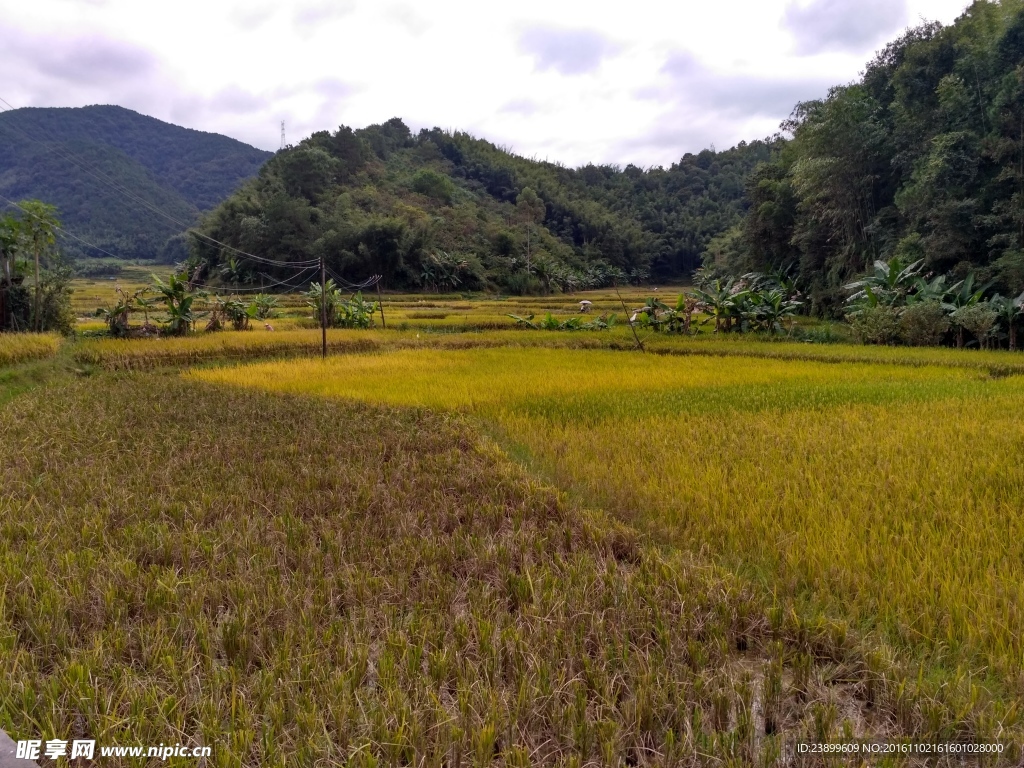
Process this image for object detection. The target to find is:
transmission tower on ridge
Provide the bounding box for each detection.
[280,121,286,150]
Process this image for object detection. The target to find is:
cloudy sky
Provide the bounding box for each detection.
[3,0,971,168]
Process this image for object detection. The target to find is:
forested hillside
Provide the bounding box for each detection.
[0,106,272,261]
[736,0,1024,315]
[190,119,773,292]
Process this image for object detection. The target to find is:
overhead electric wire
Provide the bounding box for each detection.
[189,266,320,295]
[0,97,318,269]
[2,192,318,295]
[324,267,381,291]
[0,192,124,260]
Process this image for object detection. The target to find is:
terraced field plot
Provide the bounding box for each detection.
[195,348,1024,684]
[4,331,1024,764]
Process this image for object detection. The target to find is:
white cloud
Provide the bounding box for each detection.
[784,0,909,54]
[517,25,622,75]
[0,0,973,168]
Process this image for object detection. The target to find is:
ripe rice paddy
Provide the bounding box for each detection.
[0,332,61,366]
[5,373,968,766]
[194,348,1024,688]
[6,316,1024,762]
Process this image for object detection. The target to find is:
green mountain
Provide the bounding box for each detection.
[191,119,773,292]
[0,105,272,261]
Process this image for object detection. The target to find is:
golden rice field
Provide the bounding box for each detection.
[194,348,1024,690]
[71,274,679,333]
[8,292,1024,762]
[0,332,61,366]
[70,322,1024,378]
[9,373,992,766]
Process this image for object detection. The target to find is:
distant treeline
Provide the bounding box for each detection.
[189,118,774,293]
[728,0,1024,315]
[195,2,1024,302]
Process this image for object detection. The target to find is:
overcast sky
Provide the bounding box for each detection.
[2,0,971,168]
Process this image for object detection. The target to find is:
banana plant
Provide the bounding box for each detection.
[207,296,252,331]
[990,292,1024,351]
[690,279,748,332]
[908,274,957,305]
[632,297,673,330]
[749,288,802,334]
[844,256,924,307]
[94,290,133,336]
[152,273,199,336]
[507,313,538,329]
[251,293,278,320]
[672,294,699,334]
[95,285,152,336]
[219,258,253,285]
[942,272,993,348]
[305,279,340,325]
[336,292,377,329]
[941,272,991,312]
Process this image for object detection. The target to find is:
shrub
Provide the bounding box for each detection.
[411,169,455,204]
[791,325,849,344]
[952,303,999,349]
[34,267,76,335]
[899,301,949,346]
[848,305,901,345]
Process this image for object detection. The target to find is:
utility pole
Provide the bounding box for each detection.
[33,246,40,332]
[615,284,645,353]
[320,254,327,360]
[375,276,386,329]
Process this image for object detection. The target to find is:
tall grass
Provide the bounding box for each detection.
[0,333,61,366]
[0,375,963,766]
[194,349,1024,690]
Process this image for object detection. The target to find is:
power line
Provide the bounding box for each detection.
[0,97,318,269]
[0,192,124,260]
[3,192,319,294]
[324,267,381,292]
[3,192,317,297]
[189,266,320,294]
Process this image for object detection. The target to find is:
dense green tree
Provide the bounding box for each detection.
[741,1,1024,315]
[18,201,60,331]
[192,118,772,292]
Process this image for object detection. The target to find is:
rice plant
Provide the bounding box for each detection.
[0,375,962,766]
[0,332,61,366]
[194,348,1024,716]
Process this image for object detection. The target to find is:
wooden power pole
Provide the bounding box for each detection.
[375,277,386,329]
[320,254,327,360]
